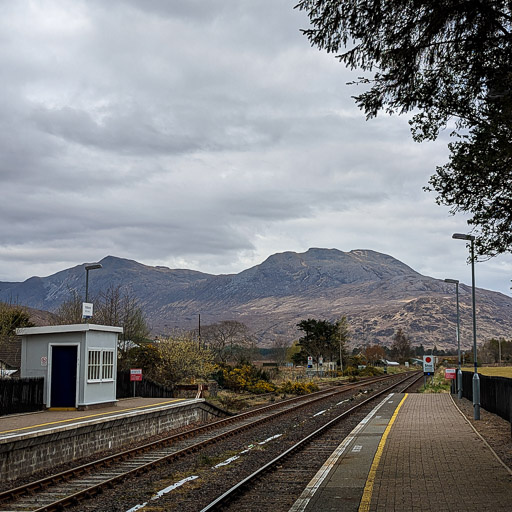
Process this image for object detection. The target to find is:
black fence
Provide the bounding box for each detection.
[0,377,45,416]
[116,370,175,399]
[461,371,512,422]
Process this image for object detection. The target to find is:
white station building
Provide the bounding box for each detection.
[16,324,123,410]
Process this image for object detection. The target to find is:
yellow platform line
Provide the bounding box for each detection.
[358,393,408,512]
[0,399,185,435]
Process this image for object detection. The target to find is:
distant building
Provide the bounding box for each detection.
[382,359,400,366]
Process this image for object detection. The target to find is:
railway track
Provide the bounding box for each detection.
[0,373,411,512]
[201,371,423,511]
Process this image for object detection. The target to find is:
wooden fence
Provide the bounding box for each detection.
[1,372,186,415]
[0,377,44,416]
[116,370,175,399]
[461,371,512,422]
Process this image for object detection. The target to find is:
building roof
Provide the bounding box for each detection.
[383,359,400,366]
[16,324,123,336]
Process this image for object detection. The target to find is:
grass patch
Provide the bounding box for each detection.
[462,366,512,378]
[419,372,451,393]
[211,391,250,411]
[151,470,201,497]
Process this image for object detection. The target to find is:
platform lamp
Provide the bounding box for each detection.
[452,233,480,419]
[444,279,462,399]
[85,264,102,303]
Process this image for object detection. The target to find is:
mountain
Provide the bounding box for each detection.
[1,248,512,351]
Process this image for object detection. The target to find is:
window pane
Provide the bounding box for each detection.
[102,350,114,380]
[88,350,101,380]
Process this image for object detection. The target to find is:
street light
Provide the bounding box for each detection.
[85,264,102,303]
[444,278,462,399]
[452,233,480,419]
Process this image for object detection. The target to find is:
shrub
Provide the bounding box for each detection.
[359,366,384,377]
[216,393,249,411]
[218,363,277,394]
[278,380,319,395]
[344,366,359,376]
[248,380,276,394]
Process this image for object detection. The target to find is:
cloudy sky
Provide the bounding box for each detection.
[1,0,511,296]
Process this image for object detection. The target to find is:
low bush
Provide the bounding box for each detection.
[344,366,359,376]
[359,366,384,377]
[218,363,277,394]
[215,393,249,411]
[278,380,319,395]
[420,372,451,393]
[247,380,276,394]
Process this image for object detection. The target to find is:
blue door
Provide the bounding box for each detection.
[50,346,77,407]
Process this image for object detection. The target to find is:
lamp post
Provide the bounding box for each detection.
[198,313,202,349]
[445,278,462,399]
[452,233,480,419]
[85,263,102,304]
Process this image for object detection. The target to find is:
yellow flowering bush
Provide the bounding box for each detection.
[220,364,277,394]
[278,380,319,395]
[248,380,276,394]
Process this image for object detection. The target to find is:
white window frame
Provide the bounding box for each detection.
[102,350,114,380]
[87,349,115,382]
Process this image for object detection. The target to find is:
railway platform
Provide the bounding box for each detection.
[291,393,512,512]
[0,397,195,439]
[0,397,229,483]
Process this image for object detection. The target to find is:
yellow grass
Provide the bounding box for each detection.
[461,366,512,378]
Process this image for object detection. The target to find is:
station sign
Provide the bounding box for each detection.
[82,302,93,319]
[423,355,435,375]
[444,368,456,380]
[307,356,313,369]
[130,368,143,382]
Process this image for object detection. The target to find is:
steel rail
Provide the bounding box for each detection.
[0,373,405,511]
[200,371,421,511]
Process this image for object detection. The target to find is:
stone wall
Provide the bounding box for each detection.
[0,401,227,482]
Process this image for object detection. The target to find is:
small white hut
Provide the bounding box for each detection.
[16,324,123,410]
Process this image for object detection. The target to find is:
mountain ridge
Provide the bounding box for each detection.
[1,248,511,350]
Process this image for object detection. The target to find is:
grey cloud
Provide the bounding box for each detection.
[30,105,201,155]
[0,1,511,296]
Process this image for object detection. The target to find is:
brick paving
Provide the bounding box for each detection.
[368,394,512,511]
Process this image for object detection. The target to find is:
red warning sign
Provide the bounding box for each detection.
[444,368,456,380]
[130,368,143,382]
[423,356,435,373]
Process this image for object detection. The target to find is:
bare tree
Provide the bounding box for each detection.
[201,320,253,363]
[53,290,83,324]
[0,301,34,343]
[271,337,290,367]
[336,316,350,372]
[364,344,386,365]
[94,285,150,362]
[156,335,215,387]
[53,285,150,367]
[391,328,411,364]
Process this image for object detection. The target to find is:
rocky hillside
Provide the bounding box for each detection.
[1,248,511,351]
